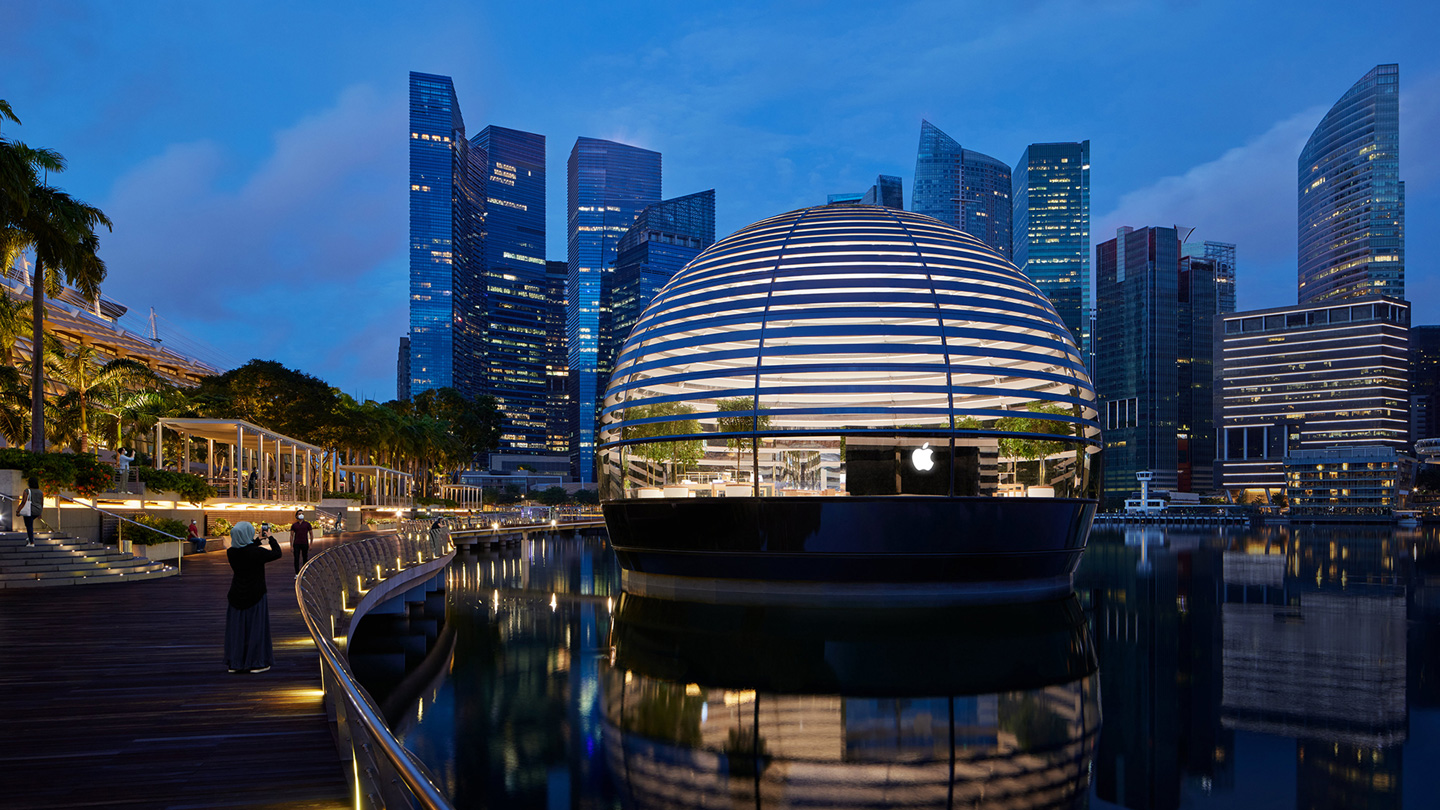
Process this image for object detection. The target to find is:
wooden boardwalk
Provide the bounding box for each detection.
[0,533,371,809]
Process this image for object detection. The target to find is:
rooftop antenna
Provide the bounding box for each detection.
[148,307,162,344]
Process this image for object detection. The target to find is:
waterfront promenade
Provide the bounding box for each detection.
[0,533,374,809]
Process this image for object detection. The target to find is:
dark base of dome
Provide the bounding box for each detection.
[603,495,1095,605]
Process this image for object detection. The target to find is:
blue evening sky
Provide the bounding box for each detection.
[3,0,1437,398]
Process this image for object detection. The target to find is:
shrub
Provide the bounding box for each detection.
[0,448,114,497]
[416,496,459,507]
[209,516,234,538]
[135,468,216,503]
[323,491,365,501]
[126,514,189,546]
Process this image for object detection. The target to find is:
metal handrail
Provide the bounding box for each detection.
[55,493,188,574]
[295,519,457,809]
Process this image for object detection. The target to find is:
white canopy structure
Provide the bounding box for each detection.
[155,418,327,505]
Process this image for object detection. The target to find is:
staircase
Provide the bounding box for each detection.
[0,532,177,588]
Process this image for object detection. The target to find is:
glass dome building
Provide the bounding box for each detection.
[599,204,1101,600]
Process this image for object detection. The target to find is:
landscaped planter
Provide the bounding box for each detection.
[133,541,183,562]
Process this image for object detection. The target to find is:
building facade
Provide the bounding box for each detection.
[1298,64,1404,303]
[567,137,662,482]
[1215,297,1410,497]
[1096,226,1181,500]
[407,71,479,398]
[1411,325,1440,446]
[607,190,716,369]
[472,126,549,453]
[545,260,571,457]
[862,175,904,208]
[1012,141,1090,356]
[912,120,1011,258]
[396,336,409,402]
[1095,227,1231,502]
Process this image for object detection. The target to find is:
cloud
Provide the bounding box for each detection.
[1095,106,1325,310]
[97,84,408,394]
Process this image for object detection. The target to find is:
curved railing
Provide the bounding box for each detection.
[295,519,458,810]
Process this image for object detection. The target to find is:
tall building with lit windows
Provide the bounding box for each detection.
[1095,226,1231,501]
[1215,297,1410,498]
[567,137,662,482]
[408,71,480,398]
[607,190,716,370]
[912,120,1011,258]
[545,260,571,456]
[473,125,548,453]
[407,73,551,455]
[1298,64,1404,303]
[1013,141,1090,355]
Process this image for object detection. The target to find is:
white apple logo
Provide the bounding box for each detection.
[911,442,935,472]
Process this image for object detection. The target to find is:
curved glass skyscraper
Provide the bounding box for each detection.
[1298,64,1403,303]
[912,120,1011,259]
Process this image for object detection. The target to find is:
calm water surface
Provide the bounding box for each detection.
[353,525,1440,809]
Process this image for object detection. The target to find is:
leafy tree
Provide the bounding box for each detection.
[572,488,599,505]
[536,485,569,506]
[1416,466,1440,493]
[715,396,769,478]
[996,402,1072,485]
[43,341,154,452]
[624,402,703,481]
[0,293,31,368]
[0,121,112,451]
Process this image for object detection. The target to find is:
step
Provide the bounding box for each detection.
[0,549,130,563]
[0,565,176,588]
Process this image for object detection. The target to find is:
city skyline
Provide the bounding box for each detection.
[3,1,1438,397]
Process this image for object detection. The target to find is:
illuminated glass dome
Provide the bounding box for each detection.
[599,204,1101,503]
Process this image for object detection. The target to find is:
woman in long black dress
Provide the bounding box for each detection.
[224,521,281,673]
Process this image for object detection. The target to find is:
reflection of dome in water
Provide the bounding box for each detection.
[598,205,1104,601]
[604,594,1100,810]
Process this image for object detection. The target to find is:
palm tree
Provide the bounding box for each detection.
[43,342,152,452]
[93,380,169,452]
[1,108,112,453]
[0,364,30,447]
[0,293,31,366]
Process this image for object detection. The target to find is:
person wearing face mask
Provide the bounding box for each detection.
[223,521,281,673]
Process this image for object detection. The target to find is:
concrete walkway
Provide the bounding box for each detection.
[0,532,377,809]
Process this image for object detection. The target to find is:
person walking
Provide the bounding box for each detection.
[15,477,42,547]
[188,519,204,553]
[246,468,259,499]
[224,521,281,674]
[291,511,314,575]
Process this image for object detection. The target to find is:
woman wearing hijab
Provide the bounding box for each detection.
[224,521,281,673]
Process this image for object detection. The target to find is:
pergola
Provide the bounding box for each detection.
[437,484,484,509]
[339,465,414,509]
[155,418,327,504]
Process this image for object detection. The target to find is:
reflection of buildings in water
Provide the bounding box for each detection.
[603,594,1100,810]
[376,538,620,809]
[1220,528,1410,808]
[1076,530,1232,810]
[1221,593,1406,747]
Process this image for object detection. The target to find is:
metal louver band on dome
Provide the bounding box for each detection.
[599,204,1101,502]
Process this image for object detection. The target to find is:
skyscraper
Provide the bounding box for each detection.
[1095,226,1231,501]
[472,125,548,453]
[407,71,481,398]
[607,190,716,370]
[912,120,1011,258]
[396,336,410,403]
[1096,226,1181,500]
[545,260,571,456]
[1012,141,1090,355]
[1298,64,1404,303]
[567,137,662,482]
[1184,240,1236,314]
[862,175,904,208]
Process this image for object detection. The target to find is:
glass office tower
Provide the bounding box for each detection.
[1013,141,1090,356]
[1298,64,1404,303]
[545,260,571,456]
[607,190,716,369]
[408,71,479,397]
[912,120,1011,258]
[567,137,662,482]
[861,175,903,208]
[1096,226,1181,502]
[473,126,548,453]
[1184,240,1236,315]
